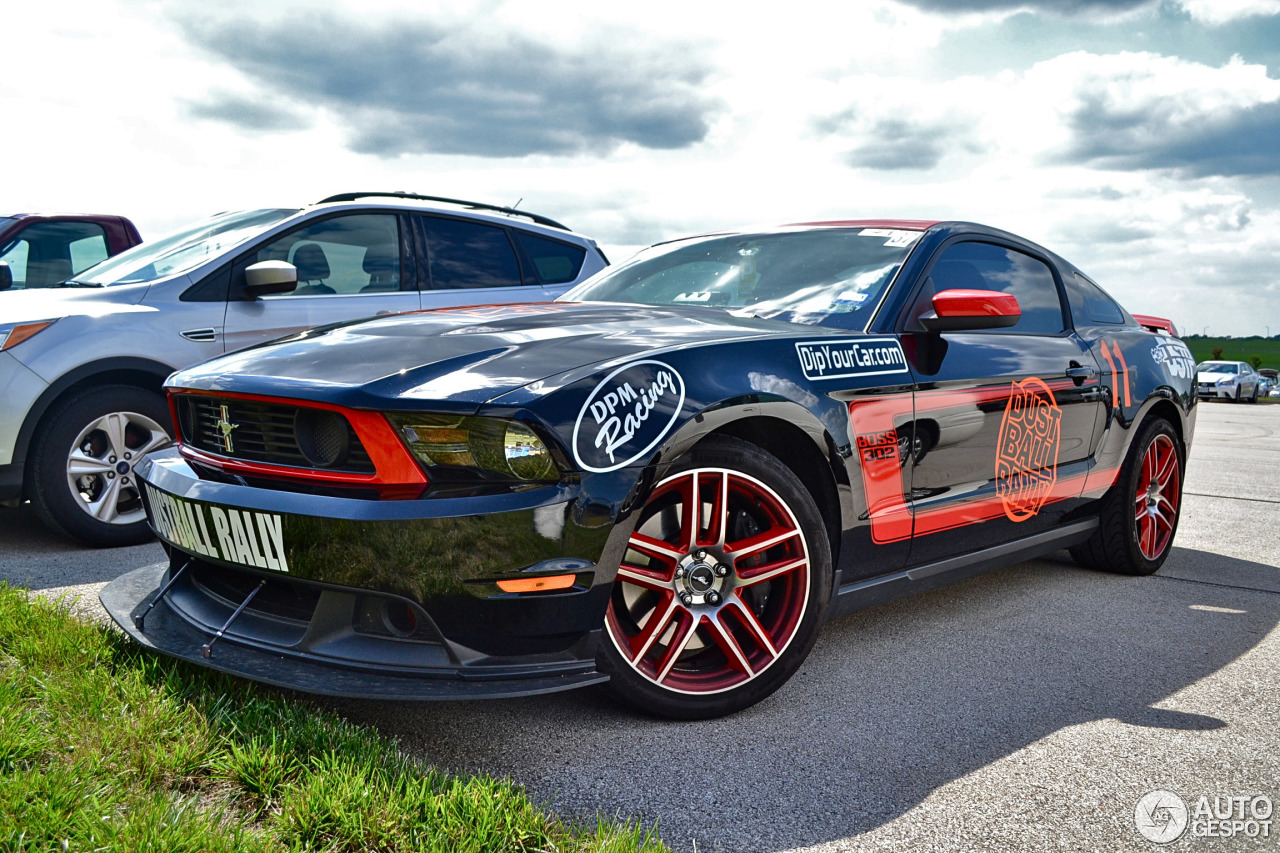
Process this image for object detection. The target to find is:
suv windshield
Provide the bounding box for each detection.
[561,227,920,328]
[77,208,297,286]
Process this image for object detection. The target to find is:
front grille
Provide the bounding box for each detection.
[176,395,374,474]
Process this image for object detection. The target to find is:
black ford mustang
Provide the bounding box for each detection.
[103,220,1196,719]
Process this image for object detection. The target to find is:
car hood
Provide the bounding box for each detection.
[0,284,149,321]
[171,302,850,409]
[1198,371,1238,382]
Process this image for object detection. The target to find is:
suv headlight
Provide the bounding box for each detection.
[387,413,559,482]
[0,319,58,351]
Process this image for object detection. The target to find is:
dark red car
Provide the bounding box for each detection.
[0,213,142,290]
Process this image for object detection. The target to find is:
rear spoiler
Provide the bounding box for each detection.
[1131,314,1178,336]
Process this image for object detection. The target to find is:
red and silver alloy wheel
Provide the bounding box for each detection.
[605,467,812,695]
[1134,433,1180,561]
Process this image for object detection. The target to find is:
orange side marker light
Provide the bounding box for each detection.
[496,574,577,593]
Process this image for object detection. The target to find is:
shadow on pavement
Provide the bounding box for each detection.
[329,547,1279,852]
[0,502,164,589]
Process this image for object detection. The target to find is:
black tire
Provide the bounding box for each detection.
[29,385,172,547]
[598,435,832,719]
[1251,385,1259,404]
[1233,386,1241,403]
[1070,418,1183,575]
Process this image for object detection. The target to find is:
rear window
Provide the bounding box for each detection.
[421,217,523,290]
[514,231,586,284]
[1066,272,1126,325]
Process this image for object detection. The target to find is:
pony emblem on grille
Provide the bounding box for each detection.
[216,404,239,453]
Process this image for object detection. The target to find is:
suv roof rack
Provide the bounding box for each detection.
[316,191,569,231]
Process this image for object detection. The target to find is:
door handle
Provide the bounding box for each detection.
[1066,364,1098,389]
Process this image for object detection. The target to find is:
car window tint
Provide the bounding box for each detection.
[421,217,522,290]
[0,240,28,286]
[254,214,401,296]
[69,233,109,273]
[1066,272,1125,325]
[513,231,586,284]
[922,241,1065,334]
[0,221,107,288]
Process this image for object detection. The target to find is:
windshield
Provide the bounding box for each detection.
[561,227,921,329]
[1197,361,1239,374]
[77,208,298,286]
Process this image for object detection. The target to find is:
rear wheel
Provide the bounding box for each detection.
[29,385,172,547]
[1070,418,1183,575]
[599,436,831,719]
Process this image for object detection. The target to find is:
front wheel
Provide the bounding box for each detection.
[599,436,832,719]
[29,385,172,547]
[1070,418,1183,575]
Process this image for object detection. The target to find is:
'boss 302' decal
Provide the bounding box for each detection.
[849,378,1114,544]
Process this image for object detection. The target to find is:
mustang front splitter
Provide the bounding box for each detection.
[102,562,609,700]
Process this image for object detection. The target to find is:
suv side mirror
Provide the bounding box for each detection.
[0,262,11,292]
[244,260,298,298]
[919,289,1021,332]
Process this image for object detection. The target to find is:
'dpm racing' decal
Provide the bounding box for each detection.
[995,378,1063,522]
[796,338,909,381]
[145,484,289,572]
[572,360,686,473]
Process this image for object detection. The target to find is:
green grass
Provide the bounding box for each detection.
[0,584,666,853]
[1183,335,1280,371]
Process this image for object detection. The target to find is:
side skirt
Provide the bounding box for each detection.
[828,519,1098,618]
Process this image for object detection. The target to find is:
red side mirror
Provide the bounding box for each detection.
[920,289,1021,332]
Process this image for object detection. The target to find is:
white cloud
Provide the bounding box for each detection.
[1176,0,1280,23]
[1,1,1278,334]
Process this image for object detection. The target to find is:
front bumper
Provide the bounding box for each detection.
[100,450,628,700]
[0,349,51,488]
[102,562,608,699]
[1196,384,1237,400]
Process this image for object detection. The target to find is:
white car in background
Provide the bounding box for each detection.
[0,192,608,546]
[1195,360,1263,403]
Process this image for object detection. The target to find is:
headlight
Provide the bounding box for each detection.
[0,319,58,351]
[1217,376,1236,386]
[387,413,559,482]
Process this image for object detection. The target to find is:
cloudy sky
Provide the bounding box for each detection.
[8,0,1280,335]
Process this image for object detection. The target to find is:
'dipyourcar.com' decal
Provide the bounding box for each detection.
[795,338,909,381]
[145,483,289,572]
[572,360,686,473]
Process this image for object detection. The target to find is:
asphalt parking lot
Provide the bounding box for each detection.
[4,401,1278,852]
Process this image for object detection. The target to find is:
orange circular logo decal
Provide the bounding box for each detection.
[996,377,1063,522]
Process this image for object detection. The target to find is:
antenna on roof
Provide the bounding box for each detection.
[512,198,523,210]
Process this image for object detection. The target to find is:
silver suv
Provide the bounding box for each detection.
[0,192,608,546]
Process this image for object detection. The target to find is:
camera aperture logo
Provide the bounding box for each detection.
[1136,790,1273,844]
[1135,791,1189,844]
